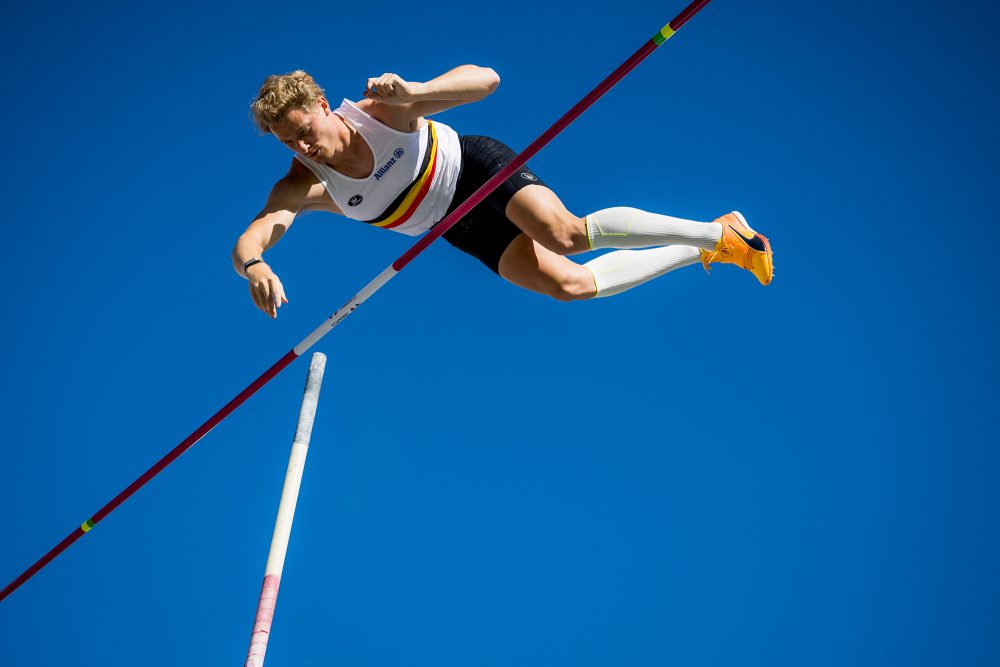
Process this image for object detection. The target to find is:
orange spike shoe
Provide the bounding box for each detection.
[700,211,774,285]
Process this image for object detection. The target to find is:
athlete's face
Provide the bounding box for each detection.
[269,97,343,161]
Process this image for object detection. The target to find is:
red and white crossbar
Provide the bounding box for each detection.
[0,0,713,603]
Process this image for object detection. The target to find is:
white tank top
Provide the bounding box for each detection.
[295,99,462,236]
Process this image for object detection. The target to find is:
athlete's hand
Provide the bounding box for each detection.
[364,73,422,105]
[246,262,288,319]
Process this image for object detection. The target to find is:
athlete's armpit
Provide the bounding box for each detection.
[288,158,342,215]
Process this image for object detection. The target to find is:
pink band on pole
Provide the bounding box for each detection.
[245,573,282,667]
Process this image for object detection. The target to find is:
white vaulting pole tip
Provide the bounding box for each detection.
[244,352,327,667]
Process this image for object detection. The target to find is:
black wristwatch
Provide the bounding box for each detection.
[242,257,264,275]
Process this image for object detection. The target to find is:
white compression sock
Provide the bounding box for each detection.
[584,245,702,298]
[586,207,722,251]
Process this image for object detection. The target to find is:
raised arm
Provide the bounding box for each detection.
[363,65,500,121]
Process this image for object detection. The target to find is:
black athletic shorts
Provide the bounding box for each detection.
[438,135,547,274]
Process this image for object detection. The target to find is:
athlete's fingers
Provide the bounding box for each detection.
[367,74,399,98]
[370,75,387,95]
[269,278,283,313]
[249,283,264,313]
[273,276,285,300]
[259,284,274,318]
[256,282,273,314]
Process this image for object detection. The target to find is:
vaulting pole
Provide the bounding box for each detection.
[0,0,713,603]
[244,352,327,667]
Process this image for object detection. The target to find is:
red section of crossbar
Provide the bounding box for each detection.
[0,349,299,602]
[671,0,712,30]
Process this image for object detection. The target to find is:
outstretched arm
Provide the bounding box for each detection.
[232,162,325,318]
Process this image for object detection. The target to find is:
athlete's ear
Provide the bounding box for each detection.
[316,96,331,114]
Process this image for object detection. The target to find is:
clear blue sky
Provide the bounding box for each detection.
[2,0,998,665]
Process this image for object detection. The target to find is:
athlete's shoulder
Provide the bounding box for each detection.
[265,159,317,203]
[353,97,423,133]
[285,156,319,183]
[282,158,342,215]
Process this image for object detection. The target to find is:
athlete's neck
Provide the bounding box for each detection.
[324,117,374,179]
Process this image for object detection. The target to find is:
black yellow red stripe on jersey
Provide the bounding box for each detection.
[365,121,439,229]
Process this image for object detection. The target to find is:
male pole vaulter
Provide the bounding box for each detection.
[0,2,743,604]
[234,67,773,317]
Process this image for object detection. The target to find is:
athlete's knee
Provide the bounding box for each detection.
[548,267,596,302]
[539,215,588,256]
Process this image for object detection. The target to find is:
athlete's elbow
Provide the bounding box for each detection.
[481,67,500,96]
[232,232,263,276]
[231,246,245,277]
[231,241,248,276]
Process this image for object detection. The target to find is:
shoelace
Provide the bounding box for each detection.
[700,233,756,273]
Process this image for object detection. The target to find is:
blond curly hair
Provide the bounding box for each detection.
[250,70,325,133]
